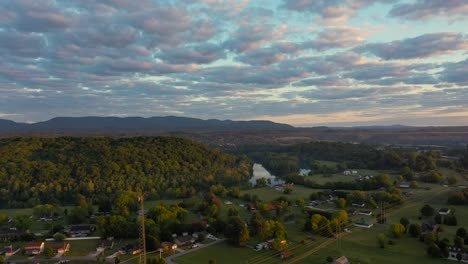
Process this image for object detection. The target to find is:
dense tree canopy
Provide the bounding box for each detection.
[0,137,251,208]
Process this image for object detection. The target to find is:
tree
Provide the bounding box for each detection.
[421,204,435,217]
[54,232,66,241]
[249,212,264,237]
[408,223,422,237]
[400,217,410,231]
[14,215,32,231]
[427,243,441,258]
[227,207,238,217]
[454,236,464,248]
[456,227,467,239]
[377,233,387,248]
[256,178,268,188]
[283,185,293,194]
[390,223,405,238]
[410,181,418,189]
[209,259,217,264]
[447,176,458,185]
[326,256,334,263]
[0,255,4,264]
[225,216,250,246]
[335,198,346,209]
[457,252,463,261]
[44,247,54,258]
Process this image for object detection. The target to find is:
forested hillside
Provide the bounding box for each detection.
[0,137,252,208]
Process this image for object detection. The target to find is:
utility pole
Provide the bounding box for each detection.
[138,194,146,264]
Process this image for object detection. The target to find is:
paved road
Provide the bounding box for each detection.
[7,255,98,263]
[166,239,225,264]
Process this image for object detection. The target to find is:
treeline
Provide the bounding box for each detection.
[0,137,251,208]
[237,142,464,177]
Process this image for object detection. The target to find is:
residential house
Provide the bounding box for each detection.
[174,234,195,247]
[354,221,373,228]
[192,231,209,240]
[399,182,410,189]
[346,209,356,216]
[68,225,95,236]
[448,247,468,262]
[358,210,372,216]
[352,203,365,208]
[0,229,22,241]
[97,240,114,251]
[334,256,350,264]
[49,243,70,254]
[1,245,20,257]
[160,241,177,251]
[438,208,451,215]
[24,242,45,255]
[343,171,351,175]
[121,244,141,255]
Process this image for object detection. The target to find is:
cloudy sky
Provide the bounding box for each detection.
[0,0,467,126]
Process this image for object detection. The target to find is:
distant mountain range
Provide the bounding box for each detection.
[0,116,294,134]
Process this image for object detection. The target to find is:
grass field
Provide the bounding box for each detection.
[65,239,100,256]
[240,185,323,202]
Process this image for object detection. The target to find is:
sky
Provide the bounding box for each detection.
[0,0,467,126]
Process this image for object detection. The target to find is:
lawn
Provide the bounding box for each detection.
[65,239,100,256]
[175,241,259,264]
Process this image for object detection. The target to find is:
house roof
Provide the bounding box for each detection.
[24,242,44,249]
[281,251,293,258]
[335,256,350,264]
[439,208,450,213]
[161,242,173,248]
[49,243,69,250]
[175,235,194,243]
[70,225,93,231]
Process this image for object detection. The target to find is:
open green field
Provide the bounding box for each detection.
[65,239,100,256]
[306,169,398,185]
[175,242,259,264]
[240,185,322,202]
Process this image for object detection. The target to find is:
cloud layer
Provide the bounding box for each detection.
[0,0,467,126]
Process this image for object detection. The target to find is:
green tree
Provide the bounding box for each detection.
[283,185,293,194]
[209,259,217,264]
[400,217,410,231]
[335,198,346,209]
[377,233,387,248]
[44,247,54,257]
[54,232,66,241]
[408,223,422,237]
[390,223,405,238]
[0,214,8,224]
[225,216,250,246]
[14,215,33,231]
[0,255,4,264]
[249,212,264,237]
[427,243,441,258]
[421,204,435,217]
[456,227,467,238]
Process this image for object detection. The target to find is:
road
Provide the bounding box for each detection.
[7,255,98,263]
[166,239,225,264]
